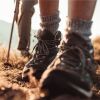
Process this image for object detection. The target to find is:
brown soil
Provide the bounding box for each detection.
[0,37,100,100]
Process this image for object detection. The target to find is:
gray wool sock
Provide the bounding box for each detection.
[66,18,93,44]
[66,18,94,55]
[66,18,92,40]
[40,12,61,34]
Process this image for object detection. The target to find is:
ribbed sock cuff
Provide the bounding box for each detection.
[40,12,61,34]
[66,18,93,55]
[66,18,92,39]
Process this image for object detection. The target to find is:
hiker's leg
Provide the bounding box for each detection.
[16,0,38,52]
[68,0,97,20]
[22,0,61,81]
[67,0,97,45]
[38,0,97,99]
[39,0,60,34]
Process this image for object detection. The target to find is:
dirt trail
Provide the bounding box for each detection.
[0,37,100,100]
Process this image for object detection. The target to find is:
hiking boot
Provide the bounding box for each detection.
[22,29,61,81]
[39,32,96,99]
[20,49,32,58]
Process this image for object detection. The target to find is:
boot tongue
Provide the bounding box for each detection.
[37,29,55,40]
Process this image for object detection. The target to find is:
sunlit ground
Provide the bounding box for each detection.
[0,36,100,100]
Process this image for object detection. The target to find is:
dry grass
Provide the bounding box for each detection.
[0,44,42,100]
[93,36,100,64]
[0,36,100,100]
[0,45,29,86]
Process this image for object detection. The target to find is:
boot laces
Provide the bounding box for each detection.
[30,34,60,66]
[59,41,86,73]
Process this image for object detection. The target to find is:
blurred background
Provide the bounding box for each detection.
[0,0,100,49]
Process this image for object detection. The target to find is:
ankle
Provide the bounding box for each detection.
[40,12,61,34]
